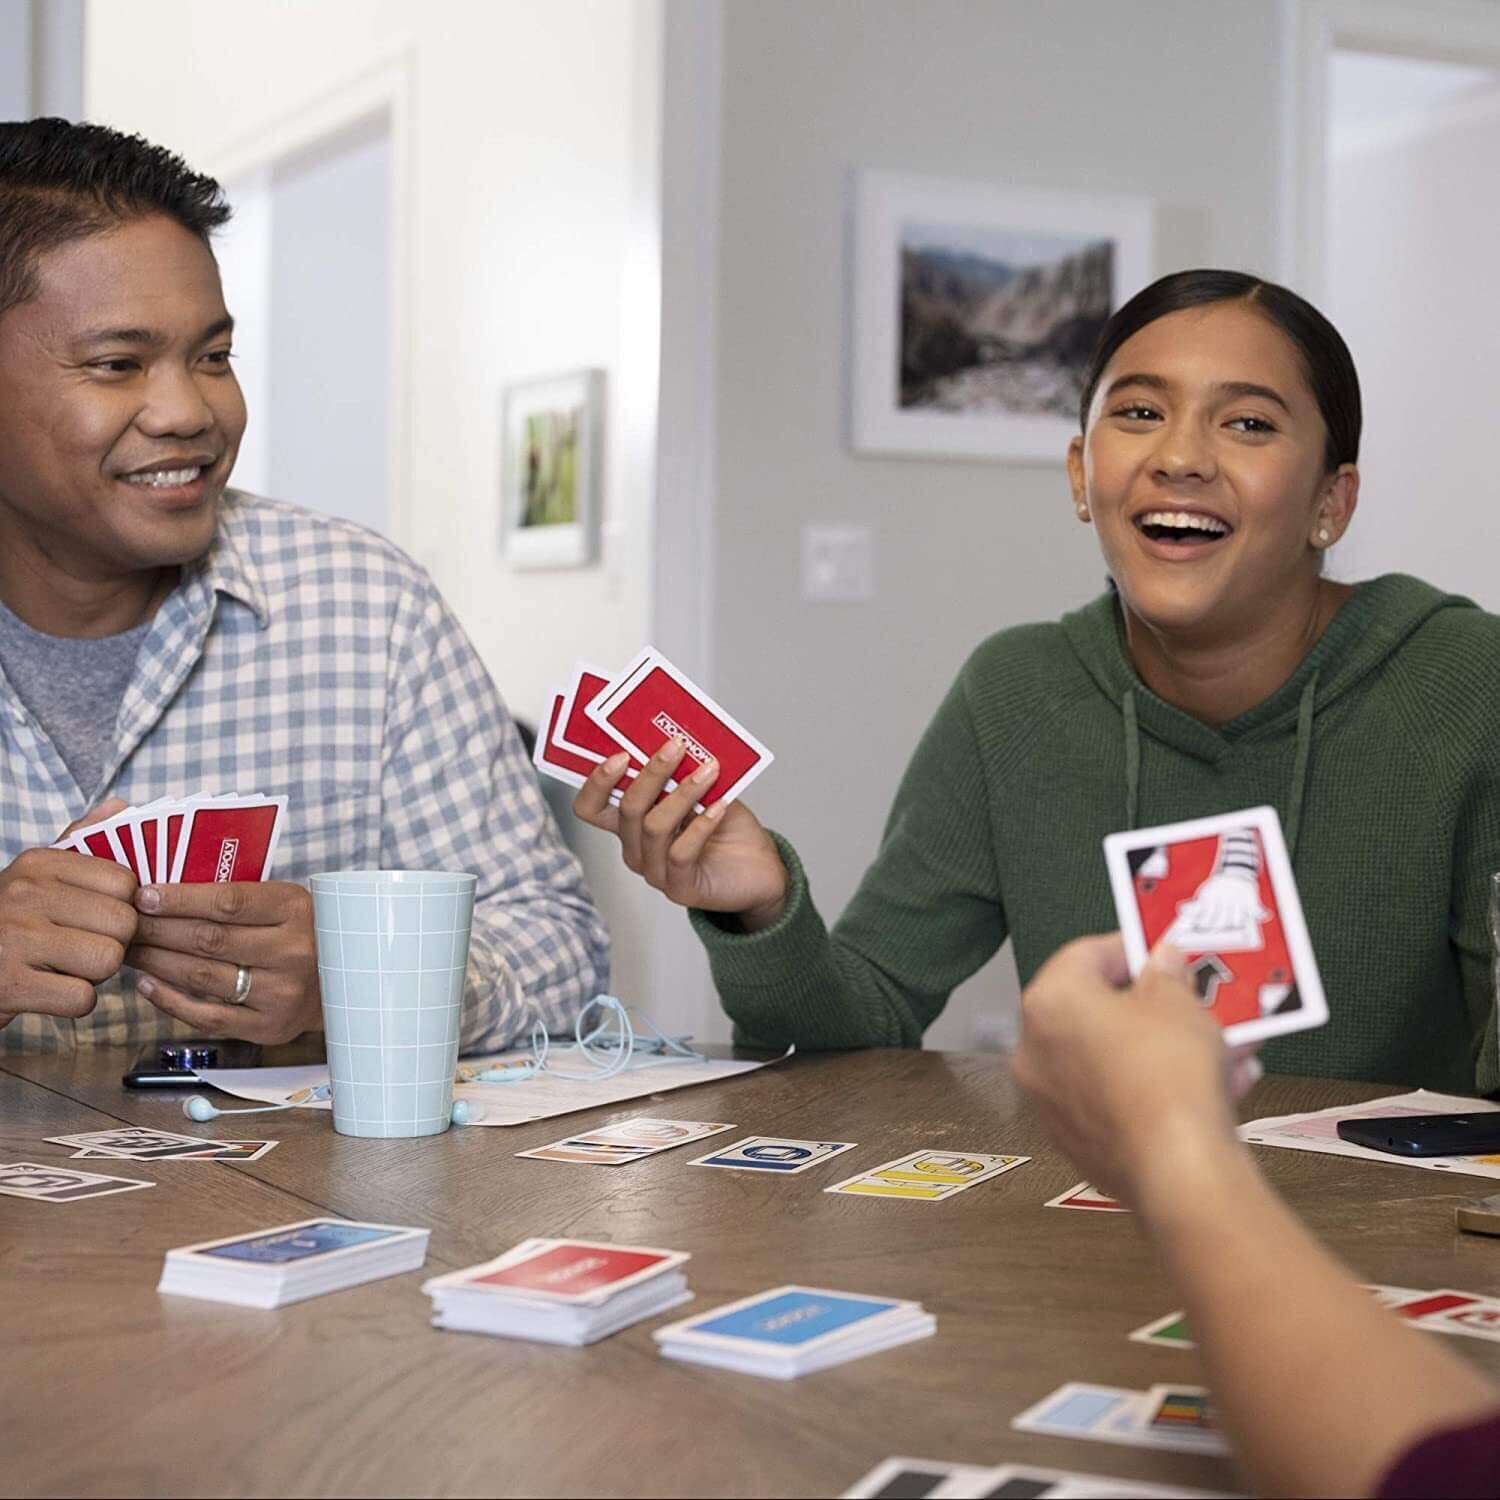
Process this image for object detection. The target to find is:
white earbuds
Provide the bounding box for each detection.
[182,1096,296,1122]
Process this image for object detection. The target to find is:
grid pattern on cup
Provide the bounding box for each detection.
[313,876,476,1137]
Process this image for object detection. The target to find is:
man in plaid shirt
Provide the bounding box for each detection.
[0,120,609,1054]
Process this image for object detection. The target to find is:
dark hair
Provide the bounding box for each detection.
[0,117,231,319]
[1078,269,1361,471]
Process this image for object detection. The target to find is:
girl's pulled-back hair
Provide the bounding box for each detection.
[1077,269,1361,471]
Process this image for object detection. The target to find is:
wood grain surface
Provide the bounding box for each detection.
[3,1047,1498,1499]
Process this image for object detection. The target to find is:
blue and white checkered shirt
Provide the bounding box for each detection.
[0,491,610,1054]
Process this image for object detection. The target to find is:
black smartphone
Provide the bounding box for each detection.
[122,1039,262,1089]
[1336,1113,1500,1157]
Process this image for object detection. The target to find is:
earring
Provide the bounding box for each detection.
[1077,505,1090,521]
[1316,527,1330,545]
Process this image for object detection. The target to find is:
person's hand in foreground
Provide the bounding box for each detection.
[127,880,320,1044]
[0,799,138,1030]
[1014,935,1496,1499]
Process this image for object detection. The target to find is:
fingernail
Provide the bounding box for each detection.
[691,759,718,786]
[604,752,629,774]
[1147,938,1188,976]
[705,800,726,821]
[136,976,156,998]
[1243,1057,1264,1086]
[138,887,161,912]
[661,737,687,764]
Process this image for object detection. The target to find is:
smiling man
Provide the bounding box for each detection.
[0,118,609,1052]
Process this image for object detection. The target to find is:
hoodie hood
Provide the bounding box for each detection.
[1060,574,1476,853]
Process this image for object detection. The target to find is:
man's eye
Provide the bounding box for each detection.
[202,349,235,367]
[91,358,139,374]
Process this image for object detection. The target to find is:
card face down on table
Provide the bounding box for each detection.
[1104,805,1327,1047]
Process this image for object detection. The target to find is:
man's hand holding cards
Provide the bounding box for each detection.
[543,647,792,930]
[39,793,317,1045]
[1104,805,1328,1049]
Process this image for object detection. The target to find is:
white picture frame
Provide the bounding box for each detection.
[851,171,1154,464]
[501,369,604,569]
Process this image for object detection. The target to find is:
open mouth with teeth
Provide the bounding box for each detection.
[1135,510,1233,546]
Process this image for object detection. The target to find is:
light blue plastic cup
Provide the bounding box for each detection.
[310,870,477,1138]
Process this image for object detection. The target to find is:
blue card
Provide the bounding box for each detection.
[678,1287,902,1348]
[202,1221,402,1264]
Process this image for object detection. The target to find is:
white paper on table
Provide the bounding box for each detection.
[1238,1087,1500,1180]
[196,1046,791,1127]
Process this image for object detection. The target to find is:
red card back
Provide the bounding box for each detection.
[470,1244,668,1298]
[600,667,759,804]
[177,804,279,883]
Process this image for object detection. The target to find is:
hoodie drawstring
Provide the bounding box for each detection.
[1121,670,1318,856]
[1284,670,1319,861]
[1122,689,1140,831]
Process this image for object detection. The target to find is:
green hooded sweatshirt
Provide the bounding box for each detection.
[690,574,1500,1095]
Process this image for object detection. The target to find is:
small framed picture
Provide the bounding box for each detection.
[500,369,604,569]
[851,171,1153,464]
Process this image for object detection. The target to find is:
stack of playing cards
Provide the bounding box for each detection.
[158,1218,429,1308]
[1103,805,1327,1046]
[533,647,773,809]
[843,1457,1235,1499]
[423,1238,692,1345]
[653,1285,935,1379]
[1012,1382,1228,1457]
[56,793,288,884]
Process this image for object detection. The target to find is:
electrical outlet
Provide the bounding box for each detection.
[802,525,873,602]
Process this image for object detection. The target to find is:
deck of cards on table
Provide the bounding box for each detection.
[56,792,288,883]
[423,1238,692,1345]
[1012,1382,1228,1457]
[842,1456,1235,1499]
[157,1219,429,1308]
[653,1286,934,1379]
[1104,804,1328,1046]
[533,647,773,808]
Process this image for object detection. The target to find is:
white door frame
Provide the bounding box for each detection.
[203,49,415,551]
[1286,0,1500,299]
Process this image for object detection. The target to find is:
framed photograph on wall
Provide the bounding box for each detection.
[501,368,604,568]
[851,172,1154,464]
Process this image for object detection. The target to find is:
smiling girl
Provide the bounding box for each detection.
[576,269,1500,1094]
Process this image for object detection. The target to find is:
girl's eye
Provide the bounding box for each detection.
[1228,415,1277,434]
[202,349,234,367]
[1113,403,1160,421]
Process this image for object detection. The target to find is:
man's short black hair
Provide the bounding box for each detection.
[0,117,231,319]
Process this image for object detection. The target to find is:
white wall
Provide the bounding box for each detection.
[0,0,31,117]
[85,0,688,1029]
[1326,88,1500,612]
[701,0,1287,1048]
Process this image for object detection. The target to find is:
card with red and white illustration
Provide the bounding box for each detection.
[57,793,287,885]
[584,646,773,808]
[1044,1181,1128,1212]
[1103,805,1327,1048]
[424,1238,690,1306]
[532,688,636,806]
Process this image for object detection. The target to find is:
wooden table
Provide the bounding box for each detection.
[4,1047,1499,1499]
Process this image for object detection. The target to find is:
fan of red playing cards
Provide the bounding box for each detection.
[533,647,774,810]
[56,794,288,885]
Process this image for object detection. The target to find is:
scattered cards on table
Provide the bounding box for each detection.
[533,647,774,808]
[842,1456,1236,1498]
[654,1285,934,1378]
[0,1161,153,1203]
[157,1218,429,1308]
[56,792,288,883]
[1104,805,1327,1047]
[1044,1182,1127,1212]
[424,1238,692,1345]
[47,1127,277,1162]
[515,1116,733,1166]
[1376,1284,1500,1341]
[825,1150,1029,1202]
[1012,1382,1227,1457]
[688,1135,858,1174]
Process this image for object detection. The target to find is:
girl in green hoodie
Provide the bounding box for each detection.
[576,269,1500,1095]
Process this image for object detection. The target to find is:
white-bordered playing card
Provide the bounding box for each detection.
[688,1136,858,1174]
[48,1127,210,1158]
[423,1238,690,1305]
[1103,805,1327,1047]
[825,1149,1029,1202]
[0,1162,154,1202]
[584,645,773,808]
[1044,1181,1128,1212]
[653,1284,919,1358]
[164,1217,427,1268]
